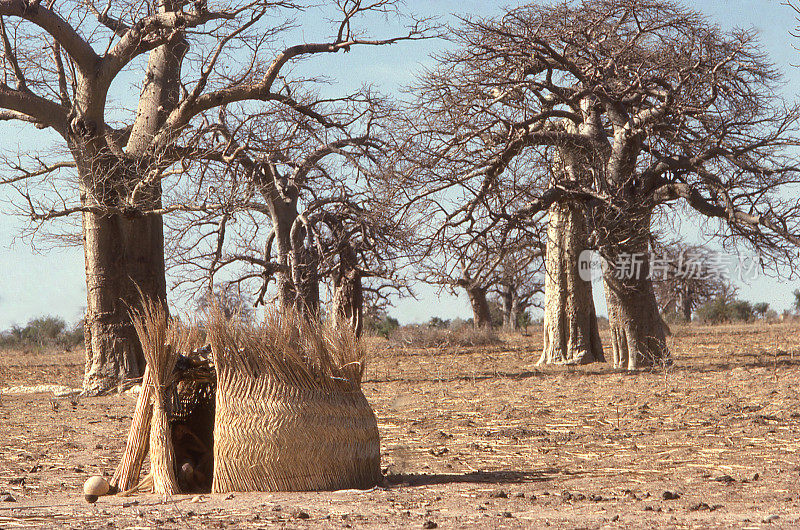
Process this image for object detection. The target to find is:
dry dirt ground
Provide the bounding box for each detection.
[1,323,800,528]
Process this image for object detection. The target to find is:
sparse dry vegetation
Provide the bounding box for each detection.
[388,324,503,349]
[1,322,800,527]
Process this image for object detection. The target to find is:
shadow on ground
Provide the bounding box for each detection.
[384,468,562,487]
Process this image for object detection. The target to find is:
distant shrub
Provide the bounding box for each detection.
[729,300,754,322]
[364,315,400,339]
[515,310,532,330]
[696,298,754,324]
[389,325,501,348]
[0,316,83,349]
[427,316,450,329]
[753,302,770,318]
[24,316,67,343]
[661,310,689,325]
[449,317,472,330]
[695,298,726,323]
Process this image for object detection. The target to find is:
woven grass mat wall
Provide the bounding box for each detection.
[213,373,380,492]
[208,309,380,492]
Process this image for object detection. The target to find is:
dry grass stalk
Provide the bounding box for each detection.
[207,307,366,393]
[208,307,380,492]
[129,298,196,495]
[110,365,153,492]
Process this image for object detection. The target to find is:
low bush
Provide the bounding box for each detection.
[695,298,754,324]
[364,315,400,339]
[0,316,84,349]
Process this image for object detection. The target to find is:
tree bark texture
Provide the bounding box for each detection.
[81,20,184,394]
[539,202,604,365]
[466,285,492,328]
[601,216,671,369]
[82,207,166,394]
[540,108,604,365]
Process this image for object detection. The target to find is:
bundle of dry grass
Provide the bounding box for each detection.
[110,364,153,493]
[129,299,199,495]
[208,308,380,492]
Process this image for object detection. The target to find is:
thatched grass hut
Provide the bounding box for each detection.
[209,309,380,492]
[111,303,380,495]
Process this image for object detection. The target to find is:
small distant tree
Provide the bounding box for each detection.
[753,303,770,319]
[695,299,728,324]
[427,317,450,329]
[363,309,400,339]
[696,298,754,324]
[653,243,736,322]
[23,316,67,345]
[0,316,83,349]
[197,285,254,323]
[515,310,532,332]
[492,251,544,333]
[794,289,800,314]
[729,301,755,322]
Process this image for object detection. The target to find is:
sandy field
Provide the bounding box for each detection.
[1,323,799,528]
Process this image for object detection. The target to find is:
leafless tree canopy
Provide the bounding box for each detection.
[651,241,736,322]
[0,0,432,392]
[0,0,429,219]
[161,84,417,331]
[402,0,800,267]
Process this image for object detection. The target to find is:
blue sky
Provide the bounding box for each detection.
[0,0,799,328]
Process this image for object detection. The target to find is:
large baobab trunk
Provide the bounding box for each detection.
[81,182,167,395]
[499,284,517,331]
[466,285,492,328]
[332,269,364,337]
[602,217,670,369]
[539,202,604,365]
[539,106,604,365]
[82,27,183,395]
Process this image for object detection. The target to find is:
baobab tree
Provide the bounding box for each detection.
[492,249,543,331]
[0,0,428,393]
[417,241,496,329]
[540,110,606,364]
[417,222,541,328]
[652,242,735,322]
[405,0,800,369]
[166,89,414,337]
